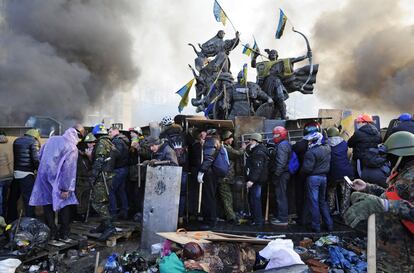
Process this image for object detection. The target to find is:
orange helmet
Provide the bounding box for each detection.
[356,114,373,123]
[272,126,288,143]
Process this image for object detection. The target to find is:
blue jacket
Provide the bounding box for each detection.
[328,137,354,181]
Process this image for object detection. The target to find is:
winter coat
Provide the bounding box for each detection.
[300,144,331,176]
[92,135,115,178]
[13,135,40,172]
[245,144,269,185]
[292,139,308,165]
[328,136,354,181]
[112,133,130,169]
[348,123,381,161]
[199,136,221,173]
[152,142,178,166]
[29,128,79,211]
[273,140,291,177]
[389,120,414,136]
[223,143,244,183]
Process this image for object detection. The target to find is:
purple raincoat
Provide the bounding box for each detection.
[29,128,79,211]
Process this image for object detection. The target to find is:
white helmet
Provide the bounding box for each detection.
[161,116,174,126]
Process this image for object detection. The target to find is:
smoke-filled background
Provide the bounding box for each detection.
[1,0,413,127]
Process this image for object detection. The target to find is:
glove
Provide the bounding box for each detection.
[148,159,157,167]
[267,98,274,104]
[197,172,204,184]
[343,192,386,228]
[246,181,254,189]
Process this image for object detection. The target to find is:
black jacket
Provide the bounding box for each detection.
[292,139,308,165]
[13,135,40,172]
[245,144,269,185]
[273,140,291,176]
[389,120,414,136]
[199,136,220,173]
[348,124,381,161]
[300,144,331,176]
[112,134,130,169]
[160,124,188,169]
[153,142,178,166]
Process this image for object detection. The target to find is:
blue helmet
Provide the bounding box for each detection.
[398,113,412,122]
[92,123,107,135]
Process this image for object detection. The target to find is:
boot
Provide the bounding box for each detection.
[89,222,106,234]
[97,221,116,241]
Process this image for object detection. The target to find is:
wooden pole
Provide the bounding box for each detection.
[265,182,270,222]
[367,214,376,273]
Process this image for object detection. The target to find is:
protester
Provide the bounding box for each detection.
[219,130,245,224]
[270,126,291,226]
[386,113,414,139]
[29,127,81,240]
[348,114,382,178]
[7,129,41,221]
[292,122,321,224]
[326,127,353,214]
[198,129,224,229]
[146,136,178,166]
[344,131,414,235]
[108,127,130,220]
[160,115,188,225]
[245,133,269,227]
[300,132,333,232]
[89,124,116,241]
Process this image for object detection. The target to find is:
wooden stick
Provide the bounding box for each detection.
[265,183,270,222]
[94,251,100,273]
[198,183,203,214]
[367,214,376,273]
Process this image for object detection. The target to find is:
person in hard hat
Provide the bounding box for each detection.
[387,113,414,139]
[88,123,116,241]
[245,133,269,226]
[348,114,382,178]
[344,132,414,269]
[29,128,80,240]
[300,132,333,232]
[6,129,41,222]
[326,127,354,214]
[219,130,246,224]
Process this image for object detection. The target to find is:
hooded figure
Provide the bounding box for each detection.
[29,128,79,239]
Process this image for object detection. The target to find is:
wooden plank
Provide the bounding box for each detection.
[157,232,211,245]
[209,231,270,242]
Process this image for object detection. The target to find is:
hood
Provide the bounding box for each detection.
[63,128,80,146]
[359,123,379,136]
[117,133,130,145]
[328,136,344,147]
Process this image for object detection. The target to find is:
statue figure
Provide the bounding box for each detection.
[227,70,273,120]
[251,29,319,119]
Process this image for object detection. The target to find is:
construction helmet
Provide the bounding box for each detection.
[92,123,108,136]
[206,128,217,135]
[221,130,233,141]
[249,133,263,143]
[303,122,321,136]
[327,127,340,137]
[398,113,412,122]
[129,126,143,135]
[356,114,373,123]
[384,131,414,157]
[272,126,288,143]
[161,116,174,126]
[83,133,97,143]
[25,129,41,141]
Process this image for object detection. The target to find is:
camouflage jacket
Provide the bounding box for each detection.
[365,161,414,223]
[222,143,244,183]
[91,135,114,179]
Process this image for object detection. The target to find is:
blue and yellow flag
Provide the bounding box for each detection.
[240,63,248,85]
[275,9,287,39]
[176,78,194,113]
[213,0,227,26]
[242,43,252,56]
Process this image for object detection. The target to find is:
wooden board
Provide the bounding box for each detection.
[185,118,234,129]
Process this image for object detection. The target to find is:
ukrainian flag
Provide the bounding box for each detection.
[213,0,227,26]
[242,43,252,56]
[241,64,248,85]
[176,78,194,113]
[275,9,287,39]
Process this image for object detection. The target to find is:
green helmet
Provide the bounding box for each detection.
[221,130,233,141]
[327,127,340,137]
[384,131,414,157]
[83,133,97,143]
[25,129,41,141]
[249,133,263,143]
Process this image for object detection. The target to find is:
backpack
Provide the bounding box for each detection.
[212,146,230,177]
[268,140,299,175]
[288,150,300,175]
[165,133,187,167]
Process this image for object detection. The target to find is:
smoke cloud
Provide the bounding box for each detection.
[0,0,140,125]
[313,0,414,115]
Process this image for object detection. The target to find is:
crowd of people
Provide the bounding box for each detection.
[0,112,414,243]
